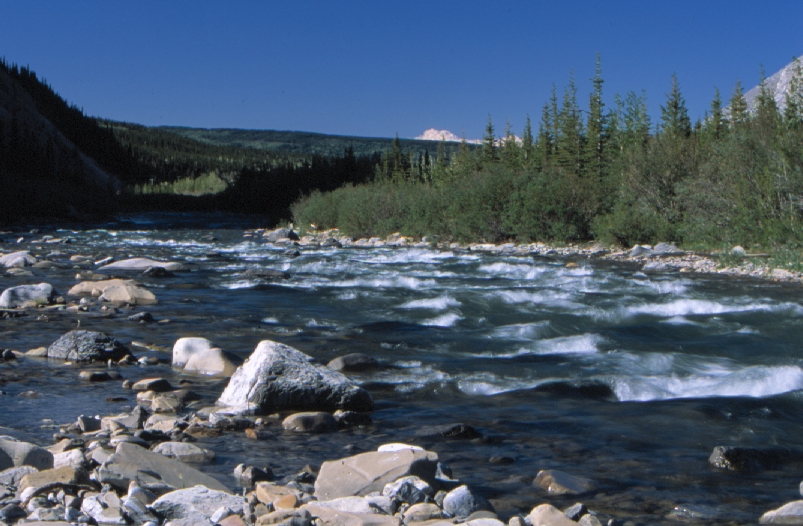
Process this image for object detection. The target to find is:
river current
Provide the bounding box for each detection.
[2,214,803,524]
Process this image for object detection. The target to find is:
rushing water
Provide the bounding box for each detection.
[3,214,803,524]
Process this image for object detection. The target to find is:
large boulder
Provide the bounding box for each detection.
[442,485,494,520]
[47,330,132,362]
[0,251,36,268]
[217,340,373,414]
[264,228,299,242]
[99,257,188,272]
[314,448,439,501]
[151,485,246,526]
[0,438,54,471]
[760,500,803,524]
[528,504,579,526]
[173,337,239,377]
[533,469,594,495]
[0,283,56,308]
[98,442,230,493]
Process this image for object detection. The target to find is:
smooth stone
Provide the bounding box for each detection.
[0,465,37,486]
[79,370,112,382]
[52,449,88,470]
[0,251,36,267]
[143,265,174,277]
[153,442,216,464]
[97,442,230,493]
[414,423,482,440]
[47,330,132,362]
[327,353,381,372]
[173,338,239,377]
[151,485,246,525]
[100,283,158,305]
[264,228,299,242]
[77,415,101,433]
[132,378,173,392]
[68,278,137,296]
[534,470,594,495]
[243,268,291,280]
[282,412,339,433]
[255,482,301,505]
[442,485,494,520]
[528,504,579,526]
[314,449,439,501]
[563,502,588,521]
[579,514,604,526]
[761,500,803,524]
[129,311,155,322]
[99,257,188,272]
[18,465,90,496]
[382,476,433,505]
[378,443,424,453]
[217,340,373,413]
[404,502,444,522]
[82,493,127,525]
[0,283,56,308]
[301,503,399,525]
[308,496,383,515]
[234,464,274,487]
[0,438,54,471]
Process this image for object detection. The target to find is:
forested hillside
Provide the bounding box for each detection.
[293,56,803,257]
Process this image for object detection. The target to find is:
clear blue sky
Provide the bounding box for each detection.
[1,1,801,140]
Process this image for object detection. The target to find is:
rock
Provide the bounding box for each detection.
[0,251,36,267]
[264,228,300,242]
[0,503,28,522]
[652,242,684,255]
[327,353,381,372]
[382,476,433,505]
[404,502,444,522]
[18,465,90,497]
[377,444,424,453]
[151,485,245,526]
[100,283,158,305]
[579,514,604,526]
[629,245,653,257]
[0,438,54,471]
[128,311,155,322]
[534,470,594,495]
[132,378,173,392]
[442,485,494,520]
[760,500,803,524]
[217,340,373,414]
[99,257,188,272]
[47,330,132,362]
[0,283,57,308]
[68,278,137,296]
[731,245,747,256]
[563,502,588,521]
[255,482,301,506]
[102,405,149,431]
[234,464,274,487]
[321,238,342,248]
[314,449,439,501]
[306,496,384,515]
[143,265,174,278]
[708,446,801,471]
[642,261,678,273]
[0,465,37,487]
[301,503,398,525]
[79,370,113,382]
[97,442,230,493]
[334,410,373,428]
[528,504,579,526]
[282,412,339,433]
[53,449,88,469]
[415,423,482,440]
[173,337,239,377]
[244,268,291,280]
[153,442,216,464]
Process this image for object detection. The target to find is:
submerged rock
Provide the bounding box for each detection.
[99,257,188,272]
[48,330,132,363]
[709,446,802,471]
[327,353,381,372]
[534,469,595,495]
[216,340,373,414]
[99,283,158,305]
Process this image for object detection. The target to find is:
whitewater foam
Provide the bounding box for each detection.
[399,295,461,310]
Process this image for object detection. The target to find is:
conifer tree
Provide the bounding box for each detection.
[755,65,779,132]
[703,87,726,140]
[555,72,583,174]
[660,73,691,137]
[521,115,534,166]
[729,80,749,128]
[501,119,521,169]
[482,115,497,164]
[785,57,803,128]
[583,53,607,180]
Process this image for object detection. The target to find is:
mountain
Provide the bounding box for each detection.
[744,56,802,112]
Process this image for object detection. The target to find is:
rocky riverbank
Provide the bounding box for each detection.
[252,227,803,285]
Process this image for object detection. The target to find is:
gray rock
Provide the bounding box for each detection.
[0,503,27,522]
[151,485,245,525]
[264,228,299,242]
[301,504,398,525]
[129,311,155,322]
[233,464,273,488]
[18,465,91,498]
[327,353,381,372]
[82,493,127,525]
[652,242,684,255]
[0,251,36,268]
[382,476,432,505]
[760,500,803,524]
[243,268,291,280]
[143,265,174,278]
[282,412,339,433]
[0,438,54,471]
[534,469,594,495]
[99,257,188,272]
[172,337,239,377]
[0,465,37,486]
[404,502,444,522]
[528,504,579,526]
[132,378,173,392]
[217,340,373,413]
[642,261,678,273]
[442,485,494,519]
[97,442,230,493]
[314,449,439,501]
[629,245,653,257]
[152,442,216,464]
[47,330,132,362]
[0,283,56,308]
[415,423,482,440]
[564,502,588,521]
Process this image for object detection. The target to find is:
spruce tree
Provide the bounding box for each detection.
[501,119,520,169]
[785,57,803,128]
[755,65,779,132]
[583,53,607,180]
[521,115,534,166]
[660,73,691,137]
[555,72,584,174]
[482,115,497,164]
[703,87,725,140]
[729,80,749,129]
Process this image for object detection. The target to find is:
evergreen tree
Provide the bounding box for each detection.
[555,72,584,174]
[482,115,497,164]
[703,87,726,140]
[535,100,553,169]
[623,91,650,149]
[521,115,534,166]
[729,80,749,128]
[660,73,691,137]
[755,65,780,133]
[501,119,521,169]
[583,53,607,180]
[785,57,803,128]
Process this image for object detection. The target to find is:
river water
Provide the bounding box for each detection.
[2,214,803,524]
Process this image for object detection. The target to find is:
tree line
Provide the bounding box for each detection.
[293,55,803,254]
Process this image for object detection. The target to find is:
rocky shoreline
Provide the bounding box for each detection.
[2,226,803,525]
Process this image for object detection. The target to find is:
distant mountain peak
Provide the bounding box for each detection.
[415,128,481,144]
[744,56,803,112]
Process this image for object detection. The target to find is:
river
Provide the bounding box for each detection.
[2,214,803,524]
